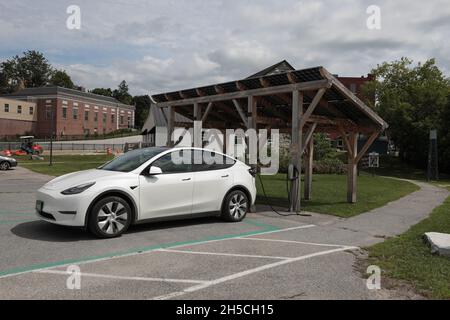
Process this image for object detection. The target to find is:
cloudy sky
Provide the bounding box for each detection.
[1,0,449,95]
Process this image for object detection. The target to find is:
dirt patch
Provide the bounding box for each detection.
[352,249,426,300]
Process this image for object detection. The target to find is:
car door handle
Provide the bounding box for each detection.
[221,175,229,178]
[182,178,191,181]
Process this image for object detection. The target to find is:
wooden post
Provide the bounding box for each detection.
[246,96,257,165]
[291,90,303,212]
[167,106,175,147]
[347,132,358,203]
[304,137,314,200]
[193,103,202,147]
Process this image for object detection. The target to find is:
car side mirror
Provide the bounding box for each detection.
[148,166,162,176]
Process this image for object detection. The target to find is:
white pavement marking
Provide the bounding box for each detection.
[36,269,207,284]
[158,248,291,260]
[151,245,359,300]
[164,224,317,250]
[0,224,316,280]
[236,237,348,248]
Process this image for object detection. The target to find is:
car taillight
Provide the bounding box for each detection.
[248,167,257,177]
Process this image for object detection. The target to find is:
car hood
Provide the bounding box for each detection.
[42,169,126,191]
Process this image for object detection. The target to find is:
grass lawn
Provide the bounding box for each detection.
[16,154,113,176]
[257,173,419,218]
[366,186,450,299]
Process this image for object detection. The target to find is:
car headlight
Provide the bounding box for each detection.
[61,182,96,195]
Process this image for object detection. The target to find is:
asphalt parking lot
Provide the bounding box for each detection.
[0,167,447,299]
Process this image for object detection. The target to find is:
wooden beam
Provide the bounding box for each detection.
[301,123,317,154]
[193,102,201,120]
[232,99,249,128]
[167,106,175,147]
[236,81,246,91]
[196,89,206,97]
[347,132,358,203]
[287,71,298,84]
[290,90,303,212]
[300,88,326,129]
[338,125,354,159]
[201,102,213,122]
[304,137,314,200]
[355,131,379,164]
[259,78,271,88]
[248,95,257,130]
[214,85,225,94]
[155,79,331,107]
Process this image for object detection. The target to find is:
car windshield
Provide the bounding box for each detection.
[99,147,168,172]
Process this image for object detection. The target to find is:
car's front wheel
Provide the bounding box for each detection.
[88,196,132,238]
[0,161,10,171]
[221,190,249,222]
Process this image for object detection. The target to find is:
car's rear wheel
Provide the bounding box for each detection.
[0,161,10,171]
[88,196,132,238]
[221,190,249,222]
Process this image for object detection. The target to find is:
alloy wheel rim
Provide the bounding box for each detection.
[0,163,9,170]
[229,193,247,219]
[97,201,128,235]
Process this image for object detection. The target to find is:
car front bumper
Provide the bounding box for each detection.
[35,187,92,227]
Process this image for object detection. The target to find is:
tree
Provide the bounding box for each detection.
[90,88,113,97]
[49,70,74,88]
[363,58,449,169]
[132,95,151,128]
[0,50,54,93]
[113,80,133,105]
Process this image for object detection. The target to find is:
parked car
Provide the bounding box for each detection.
[0,155,18,170]
[35,147,256,238]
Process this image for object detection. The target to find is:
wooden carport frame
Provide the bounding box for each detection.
[150,66,388,212]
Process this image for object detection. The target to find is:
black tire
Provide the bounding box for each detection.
[0,161,10,171]
[221,190,249,222]
[88,196,132,238]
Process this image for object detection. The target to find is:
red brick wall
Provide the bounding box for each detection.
[0,118,36,136]
[337,74,375,105]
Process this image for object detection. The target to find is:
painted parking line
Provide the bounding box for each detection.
[0,221,312,279]
[234,237,349,248]
[36,269,207,285]
[152,245,359,300]
[158,248,291,260]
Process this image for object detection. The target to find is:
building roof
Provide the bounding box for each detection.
[141,104,192,135]
[2,86,134,109]
[246,60,295,78]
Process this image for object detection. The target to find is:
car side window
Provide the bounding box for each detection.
[151,150,191,174]
[192,150,235,172]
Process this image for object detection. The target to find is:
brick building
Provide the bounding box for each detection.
[0,97,37,137]
[2,86,135,138]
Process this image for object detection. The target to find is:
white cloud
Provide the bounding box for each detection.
[1,0,450,95]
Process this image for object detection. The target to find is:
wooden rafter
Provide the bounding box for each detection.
[355,131,380,163]
[300,88,326,129]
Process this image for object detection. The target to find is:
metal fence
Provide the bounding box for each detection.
[0,142,125,152]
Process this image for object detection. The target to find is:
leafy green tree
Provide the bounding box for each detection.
[113,80,133,105]
[132,95,151,128]
[90,87,113,97]
[363,58,449,168]
[49,70,74,88]
[0,50,54,92]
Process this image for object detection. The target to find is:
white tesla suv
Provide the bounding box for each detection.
[35,147,256,238]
